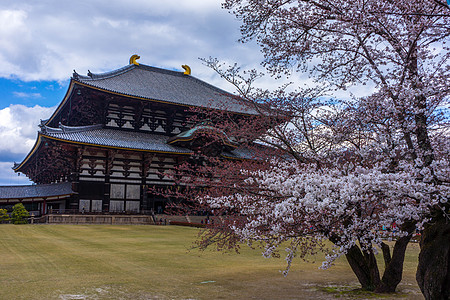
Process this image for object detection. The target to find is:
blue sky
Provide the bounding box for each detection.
[0,78,68,109]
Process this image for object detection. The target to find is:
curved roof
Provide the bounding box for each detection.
[14,123,254,173]
[72,64,257,114]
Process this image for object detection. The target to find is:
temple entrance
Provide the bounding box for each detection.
[145,191,169,214]
[47,203,59,213]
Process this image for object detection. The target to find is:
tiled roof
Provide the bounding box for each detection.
[41,125,193,154]
[73,64,257,114]
[40,124,254,160]
[0,182,73,200]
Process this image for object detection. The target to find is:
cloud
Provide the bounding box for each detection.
[13,92,42,98]
[0,104,55,185]
[0,1,317,97]
[0,1,265,85]
[0,104,54,155]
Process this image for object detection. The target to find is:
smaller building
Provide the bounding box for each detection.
[0,182,74,216]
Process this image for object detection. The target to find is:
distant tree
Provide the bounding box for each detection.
[0,209,10,223]
[11,203,29,225]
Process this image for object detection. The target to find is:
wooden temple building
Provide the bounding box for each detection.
[3,56,256,217]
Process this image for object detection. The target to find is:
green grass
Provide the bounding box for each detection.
[0,225,423,299]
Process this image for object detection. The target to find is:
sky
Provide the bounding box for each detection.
[0,0,275,185]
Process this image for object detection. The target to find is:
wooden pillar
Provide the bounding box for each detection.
[103,150,113,212]
[141,153,153,213]
[70,147,82,212]
[141,153,146,213]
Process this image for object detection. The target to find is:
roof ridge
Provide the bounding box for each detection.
[42,124,103,134]
[74,63,187,82]
[59,123,103,132]
[74,64,136,81]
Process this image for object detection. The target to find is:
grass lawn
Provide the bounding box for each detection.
[0,225,423,299]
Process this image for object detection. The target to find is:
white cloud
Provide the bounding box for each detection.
[0,104,54,155]
[0,10,29,54]
[0,1,315,95]
[13,92,42,98]
[0,0,267,84]
[0,104,56,185]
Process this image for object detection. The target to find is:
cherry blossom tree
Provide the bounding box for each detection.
[176,70,447,294]
[177,0,449,298]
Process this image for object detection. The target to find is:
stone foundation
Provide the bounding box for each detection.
[45,214,154,225]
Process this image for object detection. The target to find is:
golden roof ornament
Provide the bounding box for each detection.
[129,54,140,65]
[182,65,191,75]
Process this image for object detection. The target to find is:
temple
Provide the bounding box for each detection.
[6,56,256,217]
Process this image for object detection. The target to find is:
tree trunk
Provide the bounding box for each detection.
[375,221,415,293]
[375,235,412,293]
[330,230,413,293]
[416,216,450,300]
[344,244,380,291]
[329,234,381,291]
